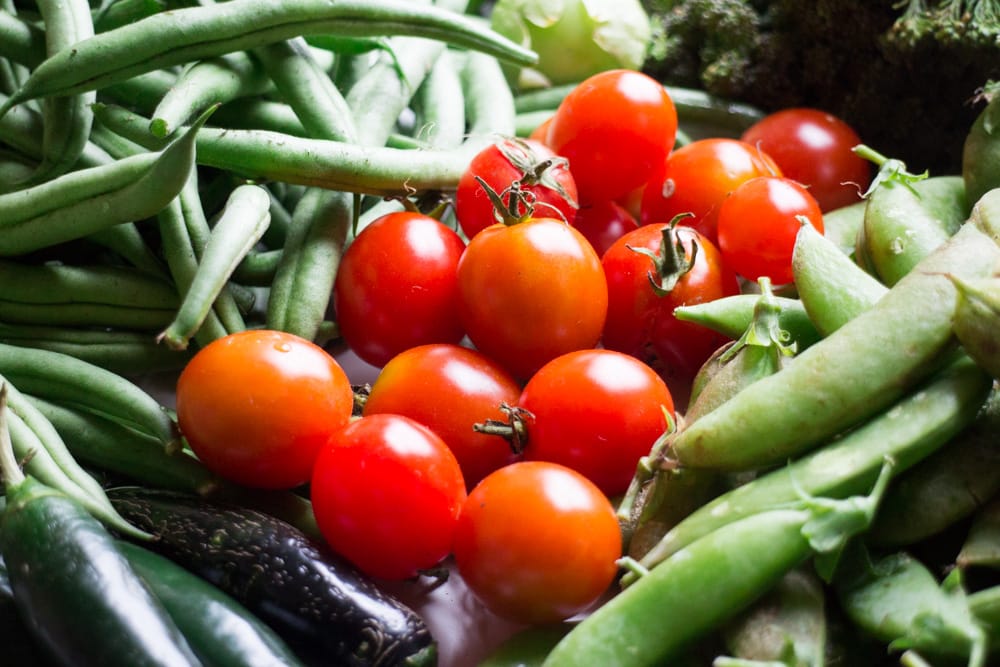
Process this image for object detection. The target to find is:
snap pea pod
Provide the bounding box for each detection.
[28,0,96,185]
[91,102,480,196]
[150,51,272,138]
[866,386,1000,548]
[544,463,894,667]
[968,584,1000,648]
[629,356,992,581]
[790,220,888,336]
[963,81,1000,207]
[669,192,1000,471]
[859,174,969,286]
[821,199,866,260]
[957,496,1000,570]
[159,183,269,350]
[0,0,536,114]
[0,105,207,256]
[673,294,822,351]
[950,273,1000,380]
[0,342,180,449]
[0,388,202,667]
[834,549,986,667]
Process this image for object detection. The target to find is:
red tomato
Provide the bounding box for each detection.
[452,461,621,625]
[640,138,780,244]
[176,330,353,490]
[455,137,578,239]
[362,343,523,488]
[571,199,639,258]
[311,413,467,581]
[547,69,678,204]
[601,221,739,404]
[717,176,825,285]
[741,107,871,212]
[518,348,675,496]
[457,217,608,381]
[333,211,466,368]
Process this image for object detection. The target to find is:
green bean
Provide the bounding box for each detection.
[412,48,466,149]
[0,105,207,255]
[93,0,166,32]
[459,47,517,143]
[150,51,272,138]
[0,323,190,374]
[515,108,553,138]
[0,9,46,68]
[0,259,178,310]
[673,294,822,351]
[0,0,536,112]
[629,356,992,581]
[102,68,177,114]
[160,183,269,350]
[0,342,180,449]
[0,89,43,158]
[27,0,96,185]
[210,96,308,136]
[669,201,1000,471]
[546,464,894,667]
[834,549,986,667]
[233,248,281,286]
[92,101,480,196]
[791,221,888,336]
[86,224,170,279]
[0,301,175,331]
[0,148,34,182]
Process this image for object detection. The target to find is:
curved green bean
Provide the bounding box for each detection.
[0,0,536,112]
[0,9,46,68]
[412,47,466,149]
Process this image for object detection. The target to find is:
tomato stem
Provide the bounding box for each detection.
[472,402,532,455]
[627,213,698,296]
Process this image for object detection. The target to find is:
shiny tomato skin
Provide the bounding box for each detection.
[333,211,466,368]
[176,330,353,490]
[601,223,739,403]
[310,413,467,581]
[640,138,780,244]
[741,107,872,212]
[456,138,578,240]
[571,199,639,258]
[457,218,608,381]
[547,69,678,204]
[452,461,621,625]
[362,343,523,488]
[518,348,675,497]
[717,175,825,285]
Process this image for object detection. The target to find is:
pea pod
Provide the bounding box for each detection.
[544,462,895,667]
[820,199,866,260]
[668,190,1000,472]
[673,294,821,351]
[963,81,1000,207]
[957,496,1000,571]
[949,273,1000,380]
[0,387,202,667]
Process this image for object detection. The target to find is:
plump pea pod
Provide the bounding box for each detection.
[0,389,202,667]
[866,386,1000,548]
[92,101,479,196]
[0,0,536,114]
[715,568,827,667]
[0,105,207,255]
[116,541,307,667]
[834,548,987,667]
[150,51,271,139]
[159,183,269,350]
[673,295,822,351]
[628,356,993,582]
[545,464,894,667]
[791,220,888,336]
[821,199,866,260]
[668,195,1000,472]
[26,0,96,186]
[957,496,1000,570]
[0,342,181,449]
[949,273,1000,380]
[963,82,1000,207]
[860,174,969,286]
[0,10,46,68]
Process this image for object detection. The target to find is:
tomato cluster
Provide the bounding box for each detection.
[172,70,872,628]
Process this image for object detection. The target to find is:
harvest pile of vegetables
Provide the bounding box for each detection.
[2,0,1000,666]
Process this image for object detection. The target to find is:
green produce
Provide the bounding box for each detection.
[963,80,1000,205]
[108,486,437,667]
[0,387,202,667]
[950,273,1000,381]
[673,294,821,351]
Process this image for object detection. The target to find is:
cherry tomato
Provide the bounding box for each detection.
[717,175,825,285]
[571,199,639,258]
[452,461,621,625]
[640,138,780,244]
[333,211,466,368]
[362,343,523,488]
[601,222,739,404]
[517,348,674,496]
[311,413,467,581]
[457,217,608,381]
[176,330,353,490]
[741,107,872,212]
[547,69,678,204]
[455,137,578,240]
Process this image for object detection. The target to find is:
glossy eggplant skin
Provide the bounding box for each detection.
[108,486,437,667]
